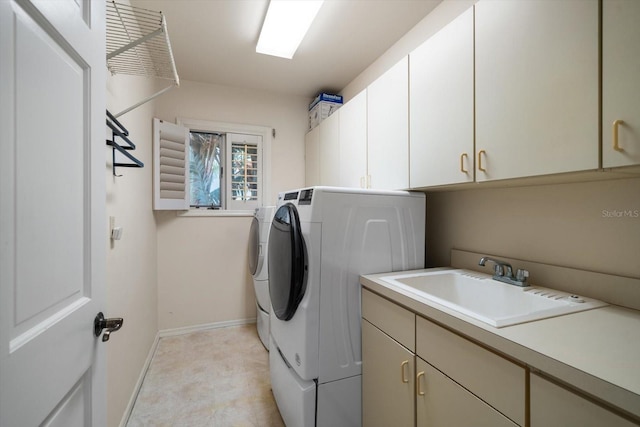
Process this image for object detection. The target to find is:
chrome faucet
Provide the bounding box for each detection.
[478,256,529,287]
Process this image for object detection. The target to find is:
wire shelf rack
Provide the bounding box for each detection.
[106,0,179,117]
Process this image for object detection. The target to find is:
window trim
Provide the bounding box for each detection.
[177,118,272,213]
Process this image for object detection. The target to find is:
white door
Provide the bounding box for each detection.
[0,0,107,426]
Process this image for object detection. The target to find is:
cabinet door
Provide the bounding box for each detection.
[305,126,320,186]
[362,288,415,351]
[367,56,409,190]
[416,358,518,427]
[603,0,640,168]
[410,7,474,188]
[475,0,599,181]
[339,90,368,188]
[362,320,414,427]
[319,111,341,186]
[530,374,637,427]
[416,316,525,426]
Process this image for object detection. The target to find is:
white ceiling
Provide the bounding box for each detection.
[130,0,441,98]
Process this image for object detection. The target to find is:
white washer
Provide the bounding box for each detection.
[248,206,275,349]
[268,187,425,426]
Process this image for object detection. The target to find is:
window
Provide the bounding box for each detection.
[182,119,271,212]
[189,131,223,208]
[229,134,260,205]
[153,118,271,212]
[189,131,263,210]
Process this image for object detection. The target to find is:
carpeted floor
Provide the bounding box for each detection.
[127,324,285,427]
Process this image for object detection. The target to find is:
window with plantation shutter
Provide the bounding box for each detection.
[154,118,270,212]
[226,133,262,211]
[153,118,189,210]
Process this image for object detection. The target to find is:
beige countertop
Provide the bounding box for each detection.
[361,268,640,421]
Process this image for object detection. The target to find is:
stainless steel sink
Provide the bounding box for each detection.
[380,269,607,327]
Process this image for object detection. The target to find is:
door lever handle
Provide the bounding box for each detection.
[94,312,124,342]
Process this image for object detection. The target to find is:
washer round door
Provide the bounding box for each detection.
[248,215,260,276]
[268,203,307,321]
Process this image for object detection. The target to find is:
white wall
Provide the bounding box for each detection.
[155,213,256,329]
[106,74,159,427]
[154,79,309,330]
[426,177,640,278]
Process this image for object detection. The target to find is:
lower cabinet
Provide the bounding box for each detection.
[362,289,524,427]
[362,288,639,426]
[362,320,414,427]
[416,316,525,426]
[530,373,637,427]
[416,357,517,427]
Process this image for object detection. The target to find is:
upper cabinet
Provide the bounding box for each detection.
[305,0,635,191]
[339,90,368,188]
[304,125,320,187]
[305,111,341,187]
[409,7,474,188]
[602,0,640,168]
[319,111,341,186]
[475,0,599,182]
[367,57,410,190]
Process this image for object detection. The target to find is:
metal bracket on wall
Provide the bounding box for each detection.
[106,110,144,177]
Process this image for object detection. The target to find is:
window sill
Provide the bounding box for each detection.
[176,209,254,218]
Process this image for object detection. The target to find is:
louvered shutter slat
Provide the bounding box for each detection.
[160,139,184,152]
[159,147,185,160]
[159,164,184,175]
[159,157,183,168]
[160,181,184,191]
[160,173,184,184]
[160,190,185,199]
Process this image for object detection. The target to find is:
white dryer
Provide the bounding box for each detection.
[268,187,425,426]
[248,206,275,349]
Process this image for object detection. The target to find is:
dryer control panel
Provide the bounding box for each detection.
[281,188,314,205]
[299,189,313,205]
[284,191,299,201]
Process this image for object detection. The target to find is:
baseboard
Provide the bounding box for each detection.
[118,332,160,427]
[118,317,256,427]
[158,317,257,338]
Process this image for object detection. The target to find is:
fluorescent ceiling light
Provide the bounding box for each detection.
[256,0,324,59]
